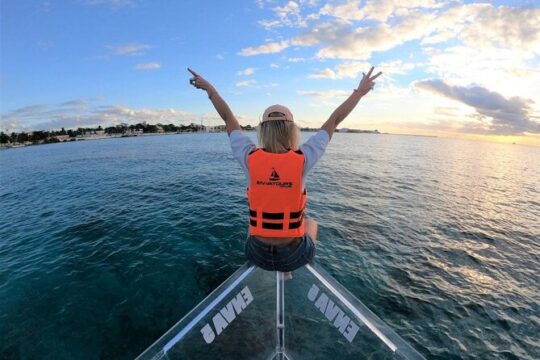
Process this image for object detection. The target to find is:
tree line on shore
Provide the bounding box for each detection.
[0,122,343,146]
[0,122,255,145]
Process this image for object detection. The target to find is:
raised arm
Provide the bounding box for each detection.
[321,66,382,139]
[188,68,241,135]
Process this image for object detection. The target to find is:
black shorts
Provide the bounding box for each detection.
[244,234,316,272]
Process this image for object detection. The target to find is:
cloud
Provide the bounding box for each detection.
[243,3,540,62]
[10,104,49,115]
[313,12,437,60]
[320,0,443,23]
[258,19,283,30]
[236,79,257,87]
[107,43,150,56]
[257,0,320,29]
[297,89,349,99]
[237,67,257,76]
[423,45,540,101]
[0,102,197,133]
[415,79,540,135]
[310,68,337,79]
[134,62,161,70]
[274,1,302,25]
[239,40,290,56]
[243,13,437,60]
[310,61,370,79]
[255,0,272,9]
[310,60,415,79]
[288,57,305,62]
[444,5,540,55]
[60,98,91,107]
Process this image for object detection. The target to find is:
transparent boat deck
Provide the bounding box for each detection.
[137,262,425,360]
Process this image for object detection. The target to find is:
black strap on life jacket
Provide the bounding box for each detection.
[248,209,304,230]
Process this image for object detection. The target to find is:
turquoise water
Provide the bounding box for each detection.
[1,133,539,359]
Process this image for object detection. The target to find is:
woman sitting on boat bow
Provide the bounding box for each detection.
[188,66,381,272]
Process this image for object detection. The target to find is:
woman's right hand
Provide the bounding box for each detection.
[188,67,215,94]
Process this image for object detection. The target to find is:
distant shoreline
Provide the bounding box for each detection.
[384,133,438,138]
[0,130,425,150]
[0,131,204,149]
[0,124,384,150]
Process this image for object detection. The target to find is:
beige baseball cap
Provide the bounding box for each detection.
[261,104,294,123]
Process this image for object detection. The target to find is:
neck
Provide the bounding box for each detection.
[264,144,290,153]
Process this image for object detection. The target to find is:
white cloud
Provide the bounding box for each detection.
[309,60,413,79]
[273,1,304,27]
[312,11,437,60]
[384,4,538,58]
[288,57,305,62]
[237,67,257,76]
[134,62,161,70]
[258,19,283,30]
[436,4,540,56]
[239,41,290,56]
[424,46,540,101]
[309,68,336,79]
[313,61,371,79]
[377,60,417,75]
[236,79,257,87]
[270,63,280,68]
[320,0,443,23]
[0,102,197,132]
[257,0,320,29]
[297,89,349,99]
[245,3,540,61]
[255,0,273,9]
[107,43,150,56]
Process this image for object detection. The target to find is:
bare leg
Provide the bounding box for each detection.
[305,218,318,246]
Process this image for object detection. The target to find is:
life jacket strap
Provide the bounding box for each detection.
[249,208,304,230]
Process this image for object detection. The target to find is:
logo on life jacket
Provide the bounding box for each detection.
[269,168,280,181]
[256,167,291,188]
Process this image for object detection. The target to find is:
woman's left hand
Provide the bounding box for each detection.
[356,66,382,96]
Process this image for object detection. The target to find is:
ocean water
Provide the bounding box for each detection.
[0,133,539,360]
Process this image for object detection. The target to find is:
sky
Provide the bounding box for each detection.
[1,0,540,145]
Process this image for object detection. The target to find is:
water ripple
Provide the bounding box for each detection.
[1,134,539,359]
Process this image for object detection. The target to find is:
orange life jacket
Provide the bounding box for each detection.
[247,149,306,237]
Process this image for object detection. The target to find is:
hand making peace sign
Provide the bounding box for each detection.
[357,66,382,96]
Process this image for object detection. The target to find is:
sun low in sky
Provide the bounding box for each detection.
[1,0,539,146]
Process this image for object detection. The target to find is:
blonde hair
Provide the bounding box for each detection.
[257,120,300,153]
